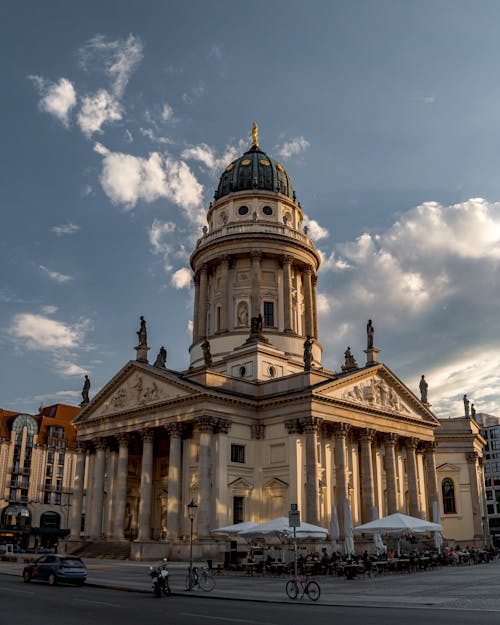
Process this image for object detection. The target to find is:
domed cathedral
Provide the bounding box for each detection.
[189,123,322,377]
[69,125,489,561]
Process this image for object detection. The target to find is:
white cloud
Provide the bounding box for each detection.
[161,102,173,122]
[40,305,58,315]
[51,222,80,236]
[39,265,74,284]
[182,82,206,105]
[29,76,77,127]
[303,215,329,241]
[124,129,133,143]
[181,140,246,176]
[94,143,204,222]
[10,314,87,350]
[187,320,193,335]
[140,128,172,144]
[149,218,176,255]
[79,34,143,98]
[54,361,89,377]
[277,136,310,160]
[77,89,122,137]
[171,267,192,289]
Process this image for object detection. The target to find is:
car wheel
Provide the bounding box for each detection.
[48,573,57,586]
[23,570,31,583]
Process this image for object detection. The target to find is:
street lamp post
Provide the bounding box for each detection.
[187,499,198,590]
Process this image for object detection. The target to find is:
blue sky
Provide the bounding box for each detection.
[2,0,500,417]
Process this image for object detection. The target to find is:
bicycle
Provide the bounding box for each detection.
[285,575,320,601]
[185,566,216,591]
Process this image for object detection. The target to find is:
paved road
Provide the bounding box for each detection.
[2,576,500,625]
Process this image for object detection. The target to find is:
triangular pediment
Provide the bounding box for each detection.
[436,462,461,474]
[263,477,289,490]
[228,477,254,491]
[74,361,198,424]
[314,365,438,425]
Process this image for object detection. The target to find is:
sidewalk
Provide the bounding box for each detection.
[1,557,500,611]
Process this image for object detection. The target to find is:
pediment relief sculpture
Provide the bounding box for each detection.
[335,375,411,415]
[97,373,187,416]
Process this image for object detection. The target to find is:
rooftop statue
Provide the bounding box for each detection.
[419,375,428,404]
[81,374,90,405]
[201,338,213,368]
[367,319,374,349]
[251,121,259,148]
[304,336,314,372]
[153,346,167,369]
[137,315,148,347]
[463,394,470,417]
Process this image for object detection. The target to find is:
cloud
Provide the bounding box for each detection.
[51,222,80,236]
[124,129,133,143]
[277,136,310,160]
[171,267,192,289]
[79,34,143,98]
[29,76,77,127]
[54,360,89,377]
[149,219,176,255]
[182,82,206,105]
[181,140,246,176]
[40,305,58,315]
[140,127,172,145]
[187,319,193,335]
[39,265,74,284]
[161,102,173,122]
[77,89,123,137]
[303,215,329,241]
[316,197,500,415]
[94,143,204,222]
[10,314,88,350]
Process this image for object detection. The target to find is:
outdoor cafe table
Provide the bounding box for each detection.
[269,562,288,576]
[241,562,256,575]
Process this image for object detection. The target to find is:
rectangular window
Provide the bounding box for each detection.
[263,301,274,327]
[233,496,244,524]
[231,444,245,464]
[216,306,221,332]
[44,492,51,504]
[46,465,53,477]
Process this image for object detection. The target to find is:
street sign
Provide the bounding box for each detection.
[289,510,300,527]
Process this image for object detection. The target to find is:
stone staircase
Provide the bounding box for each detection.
[69,540,131,560]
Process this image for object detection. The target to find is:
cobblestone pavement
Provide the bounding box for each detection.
[1,557,500,611]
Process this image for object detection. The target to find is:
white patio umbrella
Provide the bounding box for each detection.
[236,517,328,540]
[344,498,355,556]
[211,521,259,536]
[353,512,442,534]
[330,505,341,552]
[432,500,443,553]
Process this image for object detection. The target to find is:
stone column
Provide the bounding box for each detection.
[467,452,485,540]
[333,424,350,538]
[166,424,183,540]
[406,438,420,518]
[303,265,313,337]
[360,429,377,521]
[192,273,200,343]
[311,274,318,339]
[137,429,154,541]
[384,434,399,514]
[302,417,323,525]
[250,251,262,318]
[198,264,208,339]
[281,255,293,333]
[69,443,86,540]
[90,438,107,538]
[113,434,129,541]
[197,417,214,539]
[218,255,229,333]
[424,442,439,519]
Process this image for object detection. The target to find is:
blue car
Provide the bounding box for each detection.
[23,555,87,586]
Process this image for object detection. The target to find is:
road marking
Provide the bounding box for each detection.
[181,614,278,625]
[73,598,121,607]
[0,586,34,595]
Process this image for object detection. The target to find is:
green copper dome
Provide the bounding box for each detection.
[214,145,296,201]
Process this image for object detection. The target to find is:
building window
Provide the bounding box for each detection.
[238,205,249,216]
[231,444,245,463]
[442,478,456,514]
[233,496,244,524]
[262,205,273,216]
[263,301,274,327]
[216,306,221,332]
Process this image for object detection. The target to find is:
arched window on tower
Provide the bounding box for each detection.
[442,478,456,514]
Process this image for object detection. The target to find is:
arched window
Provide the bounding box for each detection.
[442,478,456,514]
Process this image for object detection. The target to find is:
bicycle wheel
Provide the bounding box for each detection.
[199,571,215,591]
[305,580,320,601]
[286,579,299,599]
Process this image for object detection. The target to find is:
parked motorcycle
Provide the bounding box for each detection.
[150,559,171,597]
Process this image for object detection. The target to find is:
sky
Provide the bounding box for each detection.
[1,0,500,418]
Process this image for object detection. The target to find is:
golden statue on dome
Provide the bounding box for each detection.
[251,121,259,148]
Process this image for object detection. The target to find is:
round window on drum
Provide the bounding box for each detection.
[262,205,273,216]
[238,205,249,216]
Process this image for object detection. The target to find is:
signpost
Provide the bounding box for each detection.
[289,504,300,579]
